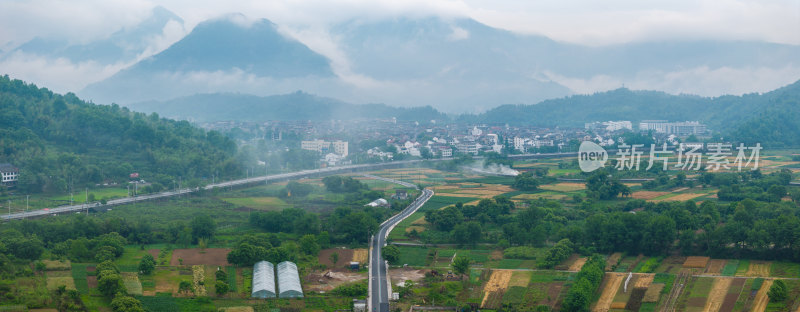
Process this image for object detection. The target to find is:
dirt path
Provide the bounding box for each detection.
[703,277,732,312]
[751,279,773,312]
[660,270,690,312]
[593,273,625,312]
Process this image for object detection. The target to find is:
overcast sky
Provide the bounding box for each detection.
[0,0,798,96]
[1,0,798,48]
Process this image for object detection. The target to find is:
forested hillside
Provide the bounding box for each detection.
[129,91,449,122]
[466,79,800,131]
[0,75,242,193]
[731,80,800,147]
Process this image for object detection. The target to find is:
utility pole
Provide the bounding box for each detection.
[26,195,29,215]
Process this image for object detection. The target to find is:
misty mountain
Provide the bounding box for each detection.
[7,6,182,64]
[128,91,447,122]
[81,15,335,104]
[79,13,800,113]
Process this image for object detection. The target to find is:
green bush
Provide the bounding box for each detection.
[538,239,573,269]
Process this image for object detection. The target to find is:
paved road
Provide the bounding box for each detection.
[1,151,586,221]
[0,159,430,220]
[369,186,434,312]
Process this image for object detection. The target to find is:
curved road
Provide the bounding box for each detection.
[369,186,434,312]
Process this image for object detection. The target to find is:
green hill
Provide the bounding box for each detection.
[0,75,241,193]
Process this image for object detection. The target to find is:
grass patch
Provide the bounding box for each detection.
[50,187,128,202]
[640,302,657,312]
[397,246,432,267]
[770,261,800,277]
[721,260,739,276]
[122,272,143,295]
[220,197,291,210]
[501,286,527,305]
[418,196,479,212]
[117,245,148,269]
[226,267,237,292]
[438,249,491,263]
[388,211,425,240]
[41,260,71,271]
[687,277,714,298]
[735,260,750,276]
[492,259,524,269]
[71,263,89,293]
[751,278,764,291]
[46,276,77,291]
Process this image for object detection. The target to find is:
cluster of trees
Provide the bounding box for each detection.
[226,233,299,267]
[538,239,574,269]
[214,268,230,295]
[585,169,631,199]
[96,261,145,312]
[322,176,367,193]
[642,172,689,189]
[512,172,539,191]
[562,255,606,312]
[0,75,243,194]
[0,213,217,266]
[280,181,314,197]
[0,229,44,261]
[226,233,327,267]
[422,198,516,245]
[709,169,792,202]
[250,208,320,235]
[768,280,788,302]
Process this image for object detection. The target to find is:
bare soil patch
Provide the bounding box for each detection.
[569,257,588,272]
[556,253,580,270]
[390,268,427,287]
[706,259,726,275]
[631,191,669,200]
[606,252,623,271]
[490,250,503,261]
[683,256,710,268]
[87,276,98,288]
[508,271,531,287]
[319,248,355,269]
[720,278,745,312]
[751,279,772,312]
[703,277,732,312]
[544,282,564,308]
[626,287,647,311]
[304,269,367,292]
[655,192,706,202]
[481,270,512,308]
[539,183,586,192]
[170,248,230,266]
[610,302,627,309]
[351,249,368,263]
[633,274,654,288]
[687,297,707,307]
[643,284,665,302]
[147,249,159,258]
[593,272,625,312]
